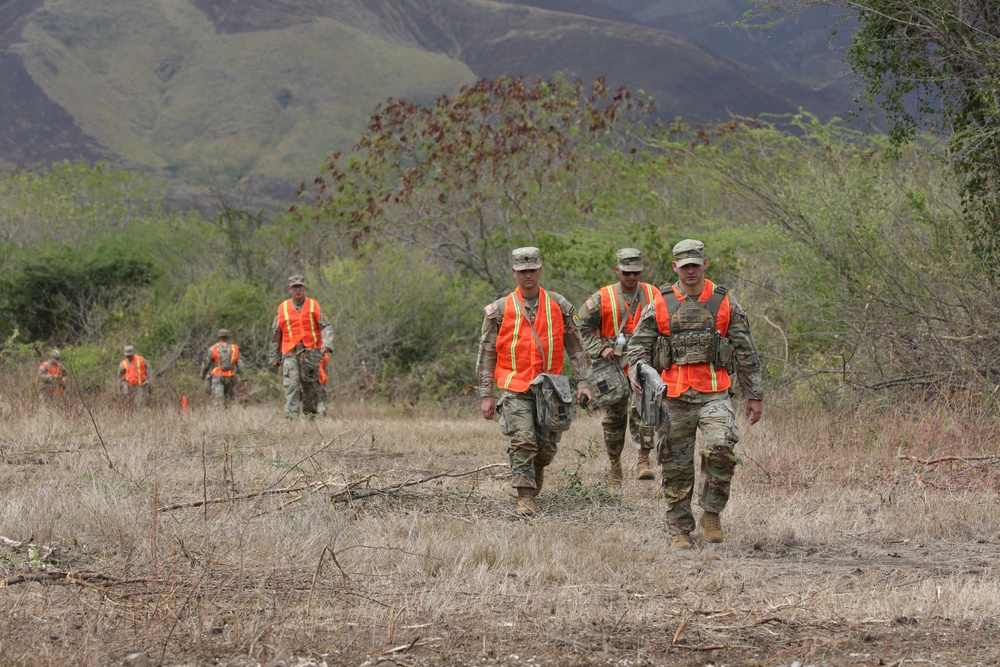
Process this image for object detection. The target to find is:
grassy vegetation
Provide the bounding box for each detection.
[15,0,474,185]
[0,385,996,665]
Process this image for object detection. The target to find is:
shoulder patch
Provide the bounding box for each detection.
[484,303,496,316]
[573,314,580,326]
[585,297,595,312]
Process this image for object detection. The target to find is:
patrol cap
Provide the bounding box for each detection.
[288,274,306,287]
[616,248,644,272]
[511,247,542,271]
[123,345,135,356]
[672,239,706,267]
[217,329,229,338]
[51,349,61,360]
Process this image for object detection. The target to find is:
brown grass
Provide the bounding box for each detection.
[0,386,997,666]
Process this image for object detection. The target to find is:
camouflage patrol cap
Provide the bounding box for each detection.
[616,248,644,272]
[123,345,135,356]
[217,329,229,338]
[51,349,61,360]
[511,247,542,271]
[672,239,706,267]
[288,274,306,287]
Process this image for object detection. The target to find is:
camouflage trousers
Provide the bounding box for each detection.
[282,355,321,417]
[657,394,741,535]
[602,391,654,459]
[209,375,237,408]
[497,390,562,489]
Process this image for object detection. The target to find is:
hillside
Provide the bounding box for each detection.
[0,0,854,192]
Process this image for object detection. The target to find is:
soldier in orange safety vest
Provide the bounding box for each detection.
[578,248,666,488]
[38,349,67,396]
[477,247,593,517]
[200,328,245,408]
[268,275,334,418]
[118,345,152,403]
[627,239,764,549]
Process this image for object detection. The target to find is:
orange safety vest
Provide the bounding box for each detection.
[277,297,323,354]
[40,361,65,393]
[210,342,239,377]
[319,352,329,385]
[599,282,661,337]
[494,287,565,393]
[651,279,732,397]
[120,355,148,386]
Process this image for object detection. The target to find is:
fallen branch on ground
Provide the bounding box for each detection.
[0,570,151,589]
[897,449,1000,466]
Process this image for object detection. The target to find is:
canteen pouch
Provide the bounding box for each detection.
[529,373,575,432]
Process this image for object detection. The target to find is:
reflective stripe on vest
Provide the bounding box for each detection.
[120,356,147,386]
[210,343,239,377]
[599,282,660,337]
[494,287,565,393]
[278,298,322,354]
[652,279,732,397]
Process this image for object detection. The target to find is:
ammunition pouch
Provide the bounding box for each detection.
[587,357,628,409]
[529,373,575,432]
[652,336,673,372]
[298,348,324,383]
[670,329,718,366]
[716,337,736,374]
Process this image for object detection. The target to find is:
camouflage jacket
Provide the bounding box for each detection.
[476,289,590,398]
[626,281,764,402]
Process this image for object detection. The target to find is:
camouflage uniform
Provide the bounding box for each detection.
[577,250,660,470]
[38,350,67,397]
[268,276,334,418]
[118,345,152,405]
[477,250,591,491]
[200,330,242,408]
[627,241,764,537]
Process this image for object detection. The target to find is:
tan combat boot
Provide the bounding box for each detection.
[701,511,724,543]
[515,488,537,516]
[636,448,655,480]
[608,457,623,490]
[670,533,693,549]
[532,465,544,497]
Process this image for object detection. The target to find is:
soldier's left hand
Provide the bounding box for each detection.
[577,386,593,407]
[745,399,762,425]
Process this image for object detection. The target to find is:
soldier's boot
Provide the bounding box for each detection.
[608,457,623,491]
[701,512,725,543]
[531,465,544,497]
[515,488,537,517]
[636,448,655,481]
[670,533,693,549]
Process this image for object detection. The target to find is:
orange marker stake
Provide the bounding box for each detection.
[182,395,188,412]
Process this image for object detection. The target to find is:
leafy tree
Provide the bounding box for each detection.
[744,0,1000,274]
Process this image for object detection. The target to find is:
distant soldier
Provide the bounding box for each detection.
[627,239,764,548]
[578,248,666,488]
[269,275,334,418]
[200,329,244,408]
[38,349,67,396]
[477,247,593,516]
[118,345,152,403]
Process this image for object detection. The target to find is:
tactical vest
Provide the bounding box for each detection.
[210,342,239,377]
[663,285,728,365]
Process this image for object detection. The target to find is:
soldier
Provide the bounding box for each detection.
[477,247,593,516]
[627,239,764,549]
[578,248,666,488]
[38,349,67,396]
[200,329,244,408]
[118,345,152,403]
[269,275,333,419]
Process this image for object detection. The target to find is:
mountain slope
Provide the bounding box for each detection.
[0,0,854,190]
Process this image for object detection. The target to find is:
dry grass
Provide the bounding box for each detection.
[0,387,998,666]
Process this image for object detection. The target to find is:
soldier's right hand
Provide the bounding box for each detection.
[481,396,496,420]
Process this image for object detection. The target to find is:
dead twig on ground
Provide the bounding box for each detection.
[0,570,152,589]
[897,449,1000,466]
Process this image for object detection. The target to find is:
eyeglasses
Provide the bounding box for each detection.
[621,270,641,276]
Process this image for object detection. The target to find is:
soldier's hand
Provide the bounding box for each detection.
[600,346,617,362]
[577,386,593,407]
[745,399,762,425]
[630,377,642,393]
[481,396,496,420]
[271,360,281,369]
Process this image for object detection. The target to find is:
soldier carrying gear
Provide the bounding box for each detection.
[627,239,764,549]
[577,248,666,489]
[477,247,593,517]
[119,345,153,404]
[268,275,334,418]
[201,328,246,408]
[39,349,67,396]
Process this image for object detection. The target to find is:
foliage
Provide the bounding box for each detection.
[744,0,1000,275]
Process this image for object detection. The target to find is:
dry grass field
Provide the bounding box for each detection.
[0,387,998,667]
